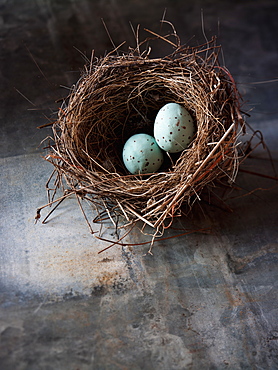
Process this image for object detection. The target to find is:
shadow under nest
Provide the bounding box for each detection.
[37,30,247,250]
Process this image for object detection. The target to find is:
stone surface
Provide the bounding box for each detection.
[1,0,278,369]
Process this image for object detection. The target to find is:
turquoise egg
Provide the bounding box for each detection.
[122,133,164,174]
[154,103,195,153]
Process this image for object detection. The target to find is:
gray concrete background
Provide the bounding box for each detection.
[1,0,278,369]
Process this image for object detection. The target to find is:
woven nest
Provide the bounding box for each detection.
[38,31,245,244]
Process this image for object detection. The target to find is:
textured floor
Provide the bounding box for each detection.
[1,0,278,369]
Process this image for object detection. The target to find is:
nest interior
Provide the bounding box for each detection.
[43,34,244,238]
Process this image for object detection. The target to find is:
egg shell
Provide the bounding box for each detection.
[154,102,195,153]
[122,133,164,174]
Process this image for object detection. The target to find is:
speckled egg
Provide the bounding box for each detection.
[122,133,164,174]
[154,102,195,153]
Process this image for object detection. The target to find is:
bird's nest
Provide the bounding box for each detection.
[37,28,247,248]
